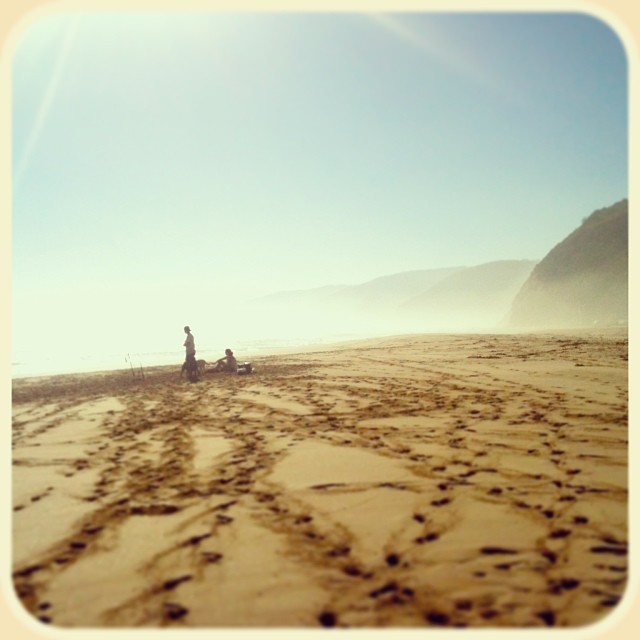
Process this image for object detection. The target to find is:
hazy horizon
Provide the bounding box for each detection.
[10,10,628,373]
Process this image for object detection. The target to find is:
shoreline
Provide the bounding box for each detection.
[11,325,627,383]
[11,331,629,627]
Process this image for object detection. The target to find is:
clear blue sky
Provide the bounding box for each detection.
[11,10,628,356]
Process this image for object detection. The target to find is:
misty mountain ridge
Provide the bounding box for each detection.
[244,199,627,337]
[402,260,537,330]
[253,267,465,311]
[246,261,537,335]
[508,199,628,329]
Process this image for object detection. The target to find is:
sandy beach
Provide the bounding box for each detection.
[10,331,628,629]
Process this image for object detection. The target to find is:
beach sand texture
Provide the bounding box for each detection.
[11,332,628,628]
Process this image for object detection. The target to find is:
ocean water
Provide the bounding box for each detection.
[11,333,366,379]
[11,349,183,379]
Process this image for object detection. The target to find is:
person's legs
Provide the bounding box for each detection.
[186,354,198,381]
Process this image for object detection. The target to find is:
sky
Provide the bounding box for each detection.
[10,9,628,364]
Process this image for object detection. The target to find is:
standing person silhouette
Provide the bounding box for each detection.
[183,326,198,382]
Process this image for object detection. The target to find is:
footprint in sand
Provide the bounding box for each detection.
[130,504,180,516]
[13,564,44,578]
[318,610,338,627]
[548,578,580,594]
[82,525,103,536]
[341,564,362,577]
[385,553,401,567]
[415,533,440,544]
[163,602,189,621]
[162,575,192,591]
[455,599,473,611]
[536,610,556,626]
[480,546,518,556]
[424,610,450,626]
[215,514,233,525]
[182,533,212,547]
[201,552,223,564]
[294,515,313,525]
[369,581,402,599]
[589,545,627,556]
